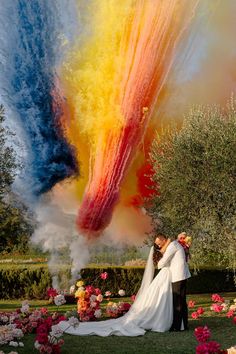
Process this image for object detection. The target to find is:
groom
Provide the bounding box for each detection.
[155,233,191,331]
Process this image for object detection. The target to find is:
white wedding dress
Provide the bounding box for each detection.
[59,246,173,336]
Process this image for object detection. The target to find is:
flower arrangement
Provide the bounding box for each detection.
[35,321,65,354]
[106,302,131,318]
[0,300,66,354]
[194,325,227,354]
[75,281,102,321]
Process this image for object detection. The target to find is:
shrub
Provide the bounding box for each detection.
[0,266,235,299]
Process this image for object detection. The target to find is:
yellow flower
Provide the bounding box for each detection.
[75,289,86,299]
[76,280,84,287]
[185,236,192,245]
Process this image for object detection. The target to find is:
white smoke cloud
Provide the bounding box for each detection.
[31,194,90,289]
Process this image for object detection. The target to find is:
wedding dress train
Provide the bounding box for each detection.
[59,246,173,336]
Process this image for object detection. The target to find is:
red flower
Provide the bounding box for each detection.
[233,316,236,325]
[211,304,223,313]
[196,341,221,354]
[94,288,101,295]
[226,310,234,318]
[47,288,58,298]
[191,312,199,319]
[211,294,224,303]
[194,326,211,343]
[196,343,210,354]
[197,307,205,315]
[85,285,95,294]
[131,294,136,302]
[188,300,196,308]
[40,308,48,315]
[56,315,66,323]
[207,341,221,353]
[100,272,108,280]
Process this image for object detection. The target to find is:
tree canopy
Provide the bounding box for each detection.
[0,105,33,253]
[147,98,236,268]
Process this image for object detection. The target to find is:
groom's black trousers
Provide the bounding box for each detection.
[171,279,188,331]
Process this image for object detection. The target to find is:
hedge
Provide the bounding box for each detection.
[0,266,235,299]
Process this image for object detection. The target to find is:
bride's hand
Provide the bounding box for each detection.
[160,238,171,254]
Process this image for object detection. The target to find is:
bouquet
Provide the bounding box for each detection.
[75,281,102,322]
[177,232,191,262]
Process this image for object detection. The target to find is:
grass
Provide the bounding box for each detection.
[0,293,236,354]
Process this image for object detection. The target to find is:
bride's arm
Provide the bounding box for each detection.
[160,238,171,254]
[158,241,176,269]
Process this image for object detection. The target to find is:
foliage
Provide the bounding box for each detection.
[0,265,235,299]
[147,98,236,268]
[0,104,33,253]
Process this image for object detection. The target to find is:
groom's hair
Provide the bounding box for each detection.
[156,233,167,239]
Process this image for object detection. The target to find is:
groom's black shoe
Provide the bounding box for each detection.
[169,327,180,332]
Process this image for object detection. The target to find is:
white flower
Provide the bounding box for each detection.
[34,340,41,349]
[105,291,111,297]
[221,303,229,311]
[12,328,24,339]
[230,304,236,311]
[118,289,125,297]
[20,304,30,313]
[8,352,19,354]
[50,325,63,338]
[90,295,97,302]
[77,286,85,292]
[9,341,18,347]
[1,315,8,323]
[94,309,102,318]
[227,346,236,354]
[68,316,79,327]
[69,285,75,294]
[19,342,24,347]
[54,294,66,306]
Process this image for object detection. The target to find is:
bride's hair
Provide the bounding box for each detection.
[153,243,163,266]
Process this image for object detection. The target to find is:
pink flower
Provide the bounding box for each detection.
[96,294,103,302]
[100,272,108,280]
[194,326,211,343]
[40,308,48,315]
[191,312,199,319]
[211,304,223,313]
[130,294,136,302]
[105,291,112,297]
[211,294,224,303]
[188,300,196,308]
[197,307,205,315]
[226,310,234,318]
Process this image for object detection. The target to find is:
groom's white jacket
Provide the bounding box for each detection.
[158,240,191,283]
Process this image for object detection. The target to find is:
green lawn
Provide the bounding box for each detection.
[0,293,235,354]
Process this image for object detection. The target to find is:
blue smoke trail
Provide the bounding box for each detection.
[0,0,79,196]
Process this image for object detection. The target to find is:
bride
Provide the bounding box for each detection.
[59,240,173,336]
